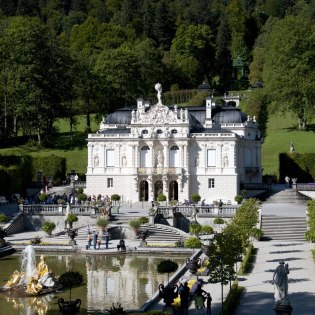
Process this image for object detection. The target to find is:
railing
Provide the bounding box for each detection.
[157,205,238,218]
[21,204,97,215]
[296,183,315,191]
[242,183,272,191]
[137,167,182,175]
[73,181,86,188]
[22,204,64,214]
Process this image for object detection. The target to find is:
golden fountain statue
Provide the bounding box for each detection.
[1,246,60,297]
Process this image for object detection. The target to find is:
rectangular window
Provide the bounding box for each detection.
[107,178,113,188]
[106,149,115,167]
[207,149,216,167]
[208,178,215,188]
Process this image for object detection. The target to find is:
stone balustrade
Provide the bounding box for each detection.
[21,204,97,215]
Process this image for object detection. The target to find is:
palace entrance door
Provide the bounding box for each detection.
[169,180,178,201]
[139,180,148,201]
[154,180,163,200]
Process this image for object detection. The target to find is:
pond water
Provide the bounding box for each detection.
[0,252,186,315]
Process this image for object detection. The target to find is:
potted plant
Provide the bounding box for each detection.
[111,194,121,214]
[189,222,202,237]
[129,218,141,234]
[157,259,179,282]
[201,224,214,235]
[66,214,78,229]
[184,237,202,249]
[234,194,243,204]
[157,194,166,205]
[77,193,87,204]
[191,193,201,204]
[214,217,225,233]
[139,216,149,225]
[38,193,49,203]
[58,271,83,315]
[42,221,56,236]
[97,218,110,232]
[0,213,8,223]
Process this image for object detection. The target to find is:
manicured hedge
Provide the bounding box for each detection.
[32,156,66,184]
[0,154,66,195]
[279,153,315,182]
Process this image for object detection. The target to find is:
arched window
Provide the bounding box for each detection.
[156,129,163,134]
[169,146,179,167]
[140,146,151,167]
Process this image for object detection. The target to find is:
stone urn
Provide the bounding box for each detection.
[186,257,201,274]
[58,298,81,315]
[68,229,78,245]
[158,284,178,307]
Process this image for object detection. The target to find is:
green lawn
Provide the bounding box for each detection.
[261,112,315,177]
[0,115,99,174]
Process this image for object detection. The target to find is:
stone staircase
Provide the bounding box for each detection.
[51,223,187,246]
[261,216,307,241]
[261,188,308,241]
[138,224,185,245]
[264,189,310,203]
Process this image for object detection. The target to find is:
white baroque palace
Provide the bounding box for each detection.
[86,84,262,204]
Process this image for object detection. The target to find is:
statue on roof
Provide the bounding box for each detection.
[155,83,162,105]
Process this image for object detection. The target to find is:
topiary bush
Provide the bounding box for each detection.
[201,225,214,235]
[38,193,49,203]
[184,237,202,249]
[66,214,78,228]
[214,217,225,225]
[234,195,243,204]
[157,259,179,281]
[129,218,141,231]
[42,221,56,236]
[139,216,149,225]
[191,193,201,204]
[97,218,110,230]
[0,213,9,223]
[189,222,202,236]
[157,194,166,202]
[58,271,83,301]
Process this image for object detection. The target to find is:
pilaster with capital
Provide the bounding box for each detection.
[149,144,154,167]
[163,175,168,193]
[148,176,153,193]
[163,143,168,168]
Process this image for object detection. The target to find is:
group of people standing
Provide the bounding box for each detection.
[86,225,111,250]
[179,282,212,314]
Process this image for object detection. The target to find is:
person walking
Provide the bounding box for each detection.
[104,229,110,249]
[179,282,190,315]
[93,232,98,250]
[194,284,207,314]
[86,224,90,234]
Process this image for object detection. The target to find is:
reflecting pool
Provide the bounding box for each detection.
[0,253,186,314]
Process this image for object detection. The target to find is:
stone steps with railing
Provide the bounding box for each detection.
[261,215,307,241]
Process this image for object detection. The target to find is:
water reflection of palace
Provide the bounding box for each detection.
[85,255,184,311]
[0,254,185,314]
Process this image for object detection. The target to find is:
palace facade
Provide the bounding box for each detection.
[85,84,262,204]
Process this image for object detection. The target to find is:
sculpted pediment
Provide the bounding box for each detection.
[137,104,178,124]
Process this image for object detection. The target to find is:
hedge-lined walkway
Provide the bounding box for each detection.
[234,240,315,315]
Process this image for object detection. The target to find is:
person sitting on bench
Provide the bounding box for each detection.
[117,239,126,251]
